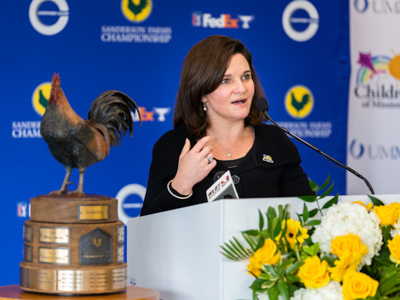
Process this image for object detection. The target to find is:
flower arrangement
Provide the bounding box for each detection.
[221,176,400,300]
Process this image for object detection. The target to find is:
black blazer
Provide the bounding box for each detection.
[140,122,314,216]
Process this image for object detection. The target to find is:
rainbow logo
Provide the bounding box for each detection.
[356,51,400,83]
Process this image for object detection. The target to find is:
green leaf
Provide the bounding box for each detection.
[243,230,259,236]
[321,193,339,210]
[303,202,309,223]
[308,208,319,218]
[308,178,319,191]
[320,181,334,198]
[304,220,321,227]
[318,174,331,191]
[286,273,300,282]
[277,278,289,300]
[285,260,305,274]
[259,209,264,231]
[267,285,280,300]
[368,195,385,206]
[273,217,280,239]
[298,195,318,203]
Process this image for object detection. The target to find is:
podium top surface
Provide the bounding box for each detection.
[0,285,159,300]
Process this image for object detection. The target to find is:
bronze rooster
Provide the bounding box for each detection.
[40,73,141,195]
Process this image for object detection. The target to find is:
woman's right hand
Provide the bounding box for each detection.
[171,136,217,196]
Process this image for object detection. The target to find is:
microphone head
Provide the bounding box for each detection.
[257,97,269,112]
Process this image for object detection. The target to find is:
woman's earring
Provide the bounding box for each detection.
[203,102,207,112]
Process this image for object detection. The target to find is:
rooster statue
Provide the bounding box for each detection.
[40,73,141,195]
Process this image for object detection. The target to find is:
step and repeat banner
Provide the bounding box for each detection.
[347,0,400,195]
[0,0,350,285]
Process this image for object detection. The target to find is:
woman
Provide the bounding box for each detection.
[140,35,314,216]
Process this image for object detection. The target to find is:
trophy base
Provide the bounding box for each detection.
[20,262,127,294]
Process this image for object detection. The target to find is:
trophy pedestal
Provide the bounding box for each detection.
[20,195,126,295]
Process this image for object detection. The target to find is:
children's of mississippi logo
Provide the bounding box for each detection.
[121,0,152,23]
[355,51,400,105]
[284,85,314,119]
[32,82,51,116]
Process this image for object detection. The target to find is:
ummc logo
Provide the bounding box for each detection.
[354,0,369,12]
[349,139,365,159]
[354,0,400,13]
[350,139,400,160]
[282,0,319,42]
[284,85,314,119]
[116,184,146,224]
[29,0,69,35]
[192,13,254,29]
[121,0,152,23]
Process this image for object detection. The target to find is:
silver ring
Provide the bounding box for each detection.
[205,154,213,164]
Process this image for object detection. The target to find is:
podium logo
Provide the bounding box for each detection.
[32,82,51,116]
[282,0,319,42]
[121,0,152,23]
[29,0,69,36]
[284,85,314,119]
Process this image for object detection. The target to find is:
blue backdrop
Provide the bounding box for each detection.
[0,0,349,285]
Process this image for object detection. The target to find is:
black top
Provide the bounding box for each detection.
[140,122,314,216]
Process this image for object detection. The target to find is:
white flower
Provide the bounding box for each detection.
[391,218,400,238]
[312,202,382,266]
[290,280,343,300]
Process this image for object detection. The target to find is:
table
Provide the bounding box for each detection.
[0,285,159,300]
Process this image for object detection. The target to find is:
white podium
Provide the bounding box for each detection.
[127,195,399,300]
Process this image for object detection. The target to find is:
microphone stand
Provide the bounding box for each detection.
[261,112,375,195]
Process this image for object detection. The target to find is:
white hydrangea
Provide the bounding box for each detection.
[391,218,400,238]
[312,202,382,266]
[290,280,343,300]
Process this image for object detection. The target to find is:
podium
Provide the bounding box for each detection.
[127,195,399,300]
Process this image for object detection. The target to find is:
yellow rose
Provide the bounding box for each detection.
[373,203,400,226]
[353,201,373,212]
[388,234,400,264]
[247,239,280,277]
[342,271,378,300]
[297,256,330,289]
[329,251,361,282]
[330,234,368,264]
[275,219,309,249]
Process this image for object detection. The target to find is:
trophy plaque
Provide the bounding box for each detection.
[19,194,127,294]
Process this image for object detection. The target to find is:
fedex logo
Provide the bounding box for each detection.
[192,12,254,29]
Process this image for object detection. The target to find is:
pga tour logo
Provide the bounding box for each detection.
[192,12,254,29]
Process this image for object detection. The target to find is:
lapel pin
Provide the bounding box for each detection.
[263,154,274,163]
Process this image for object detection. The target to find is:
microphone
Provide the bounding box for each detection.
[256,96,375,194]
[206,170,239,202]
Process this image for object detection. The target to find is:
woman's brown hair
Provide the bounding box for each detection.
[173,35,264,138]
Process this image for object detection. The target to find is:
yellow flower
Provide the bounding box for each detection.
[275,219,309,249]
[353,201,373,212]
[330,234,368,263]
[247,239,280,277]
[373,203,400,226]
[297,256,330,289]
[388,234,400,264]
[342,271,378,300]
[329,251,361,282]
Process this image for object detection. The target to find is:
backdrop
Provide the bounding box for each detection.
[0,0,350,285]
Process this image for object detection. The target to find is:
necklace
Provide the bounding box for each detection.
[210,128,246,157]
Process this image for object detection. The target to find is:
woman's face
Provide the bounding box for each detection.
[203,53,255,125]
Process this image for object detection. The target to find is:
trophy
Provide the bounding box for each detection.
[19,74,141,294]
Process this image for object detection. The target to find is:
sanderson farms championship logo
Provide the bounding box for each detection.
[355,50,400,108]
[284,85,314,119]
[121,0,152,23]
